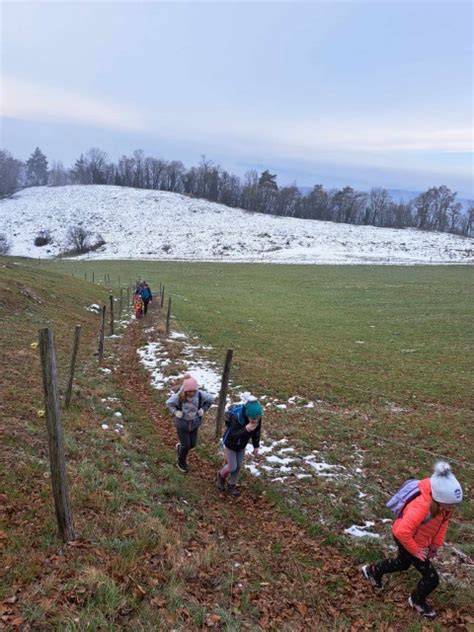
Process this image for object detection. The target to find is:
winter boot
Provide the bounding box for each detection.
[216,472,226,492]
[177,462,188,473]
[408,595,436,619]
[361,564,383,591]
[227,484,241,497]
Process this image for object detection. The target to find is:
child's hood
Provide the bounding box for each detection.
[419,478,433,501]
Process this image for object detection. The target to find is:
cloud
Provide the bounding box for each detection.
[1,75,147,132]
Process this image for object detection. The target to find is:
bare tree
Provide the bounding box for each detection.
[66,225,92,254]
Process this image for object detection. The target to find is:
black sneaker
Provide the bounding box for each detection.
[408,595,436,619]
[227,484,241,497]
[361,564,383,591]
[176,461,188,474]
[216,472,226,492]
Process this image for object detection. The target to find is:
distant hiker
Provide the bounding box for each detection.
[216,393,262,497]
[133,292,144,319]
[361,461,463,619]
[166,373,215,473]
[139,282,153,315]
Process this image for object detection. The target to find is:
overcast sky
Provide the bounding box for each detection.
[1,1,473,196]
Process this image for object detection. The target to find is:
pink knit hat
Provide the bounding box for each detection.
[182,372,198,392]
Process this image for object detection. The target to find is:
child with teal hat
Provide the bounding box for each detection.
[216,392,263,497]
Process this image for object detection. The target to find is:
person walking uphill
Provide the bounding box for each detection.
[166,373,214,473]
[139,282,153,315]
[216,394,263,497]
[362,461,463,619]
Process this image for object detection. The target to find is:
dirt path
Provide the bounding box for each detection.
[115,311,471,631]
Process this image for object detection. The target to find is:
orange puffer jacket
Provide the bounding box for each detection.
[392,478,452,556]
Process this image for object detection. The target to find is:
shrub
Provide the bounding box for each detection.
[66,225,92,254]
[60,227,106,257]
[34,230,53,247]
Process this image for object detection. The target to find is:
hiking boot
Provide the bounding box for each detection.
[361,564,383,591]
[216,472,226,492]
[176,461,188,474]
[227,484,241,497]
[408,595,436,619]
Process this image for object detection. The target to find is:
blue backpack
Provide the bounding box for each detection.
[221,404,246,444]
[386,479,431,523]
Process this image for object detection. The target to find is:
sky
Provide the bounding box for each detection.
[1,0,473,196]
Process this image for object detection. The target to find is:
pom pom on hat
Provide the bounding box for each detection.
[182,372,198,392]
[430,461,463,504]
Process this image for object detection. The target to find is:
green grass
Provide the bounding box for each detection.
[44,260,473,403]
[3,257,473,628]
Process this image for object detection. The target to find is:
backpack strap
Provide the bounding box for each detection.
[176,390,202,411]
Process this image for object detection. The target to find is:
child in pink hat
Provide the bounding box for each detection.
[166,373,215,473]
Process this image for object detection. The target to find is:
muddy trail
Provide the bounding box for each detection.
[115,310,470,631]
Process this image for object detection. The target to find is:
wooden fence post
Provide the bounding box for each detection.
[65,325,81,408]
[38,327,75,542]
[119,288,123,317]
[92,271,95,284]
[166,297,172,335]
[215,349,233,439]
[109,295,114,335]
[160,286,165,308]
[98,305,106,362]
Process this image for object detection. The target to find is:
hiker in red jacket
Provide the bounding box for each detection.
[362,461,463,619]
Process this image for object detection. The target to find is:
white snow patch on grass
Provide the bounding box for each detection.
[344,522,380,539]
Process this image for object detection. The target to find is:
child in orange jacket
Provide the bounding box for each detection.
[362,461,463,619]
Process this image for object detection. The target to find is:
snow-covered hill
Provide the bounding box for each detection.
[1,185,473,264]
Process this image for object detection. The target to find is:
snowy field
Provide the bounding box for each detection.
[1,185,473,264]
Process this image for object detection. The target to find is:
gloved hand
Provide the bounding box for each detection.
[427,545,439,559]
[175,410,183,419]
[197,408,204,417]
[414,548,428,561]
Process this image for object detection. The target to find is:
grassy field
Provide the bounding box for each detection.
[45,260,473,531]
[46,261,473,402]
[2,257,473,629]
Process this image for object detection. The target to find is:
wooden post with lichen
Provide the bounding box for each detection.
[215,349,233,439]
[166,297,172,335]
[38,327,75,542]
[98,305,106,362]
[65,325,81,408]
[109,295,114,336]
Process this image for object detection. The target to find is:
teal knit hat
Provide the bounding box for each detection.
[245,399,263,419]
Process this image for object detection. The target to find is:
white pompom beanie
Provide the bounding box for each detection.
[430,461,463,504]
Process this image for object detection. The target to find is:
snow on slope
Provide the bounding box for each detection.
[1,185,473,264]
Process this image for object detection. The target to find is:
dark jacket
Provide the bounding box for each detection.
[223,405,261,452]
[140,286,152,301]
[166,389,214,431]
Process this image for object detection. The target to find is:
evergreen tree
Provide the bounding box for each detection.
[258,170,278,190]
[26,147,48,186]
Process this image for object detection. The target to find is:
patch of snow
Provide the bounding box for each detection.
[85,304,101,313]
[99,368,112,374]
[344,522,380,539]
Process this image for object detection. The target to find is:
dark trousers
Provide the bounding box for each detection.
[176,427,199,466]
[143,299,150,314]
[374,539,439,601]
